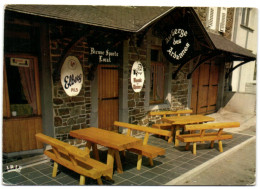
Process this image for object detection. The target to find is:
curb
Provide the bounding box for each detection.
[166,135,256,185]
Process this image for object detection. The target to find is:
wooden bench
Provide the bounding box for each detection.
[114,121,172,170]
[149,109,193,143]
[35,133,113,185]
[176,122,240,155]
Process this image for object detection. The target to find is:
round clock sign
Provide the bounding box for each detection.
[61,56,83,96]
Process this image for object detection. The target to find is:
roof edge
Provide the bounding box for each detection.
[135,7,175,33]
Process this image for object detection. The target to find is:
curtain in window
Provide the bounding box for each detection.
[18,62,37,114]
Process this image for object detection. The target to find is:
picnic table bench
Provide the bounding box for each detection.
[35,133,113,185]
[149,109,192,143]
[70,127,143,174]
[114,121,172,170]
[162,115,215,146]
[176,122,240,155]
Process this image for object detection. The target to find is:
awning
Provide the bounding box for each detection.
[208,32,256,61]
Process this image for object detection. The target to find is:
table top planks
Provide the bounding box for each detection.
[70,127,143,151]
[162,115,215,125]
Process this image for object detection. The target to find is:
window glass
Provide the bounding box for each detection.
[5,57,37,116]
[241,8,251,27]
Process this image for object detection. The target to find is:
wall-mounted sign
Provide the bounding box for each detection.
[131,61,145,92]
[61,56,83,96]
[89,47,119,63]
[162,24,194,65]
[10,58,30,67]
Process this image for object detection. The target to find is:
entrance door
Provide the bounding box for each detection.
[98,65,119,131]
[191,60,219,114]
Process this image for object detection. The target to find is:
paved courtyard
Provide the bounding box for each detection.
[3,132,253,186]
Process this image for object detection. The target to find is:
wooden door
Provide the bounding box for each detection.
[191,60,219,114]
[98,65,119,131]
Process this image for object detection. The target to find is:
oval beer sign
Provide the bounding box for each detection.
[131,61,145,92]
[61,56,83,96]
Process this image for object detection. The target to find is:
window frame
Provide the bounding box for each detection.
[3,54,42,118]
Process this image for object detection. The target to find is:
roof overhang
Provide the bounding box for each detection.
[5,5,174,33]
[208,32,256,61]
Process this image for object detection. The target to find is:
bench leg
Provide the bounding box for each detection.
[52,162,58,177]
[97,178,103,185]
[168,127,174,143]
[85,141,92,157]
[105,149,115,180]
[137,155,142,170]
[185,142,190,151]
[193,143,197,155]
[210,141,215,148]
[218,140,223,152]
[107,148,115,168]
[175,125,181,147]
[79,175,85,185]
[149,158,154,167]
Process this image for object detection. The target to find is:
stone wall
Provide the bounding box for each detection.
[224,8,235,40]
[171,63,190,110]
[50,24,91,143]
[128,36,148,126]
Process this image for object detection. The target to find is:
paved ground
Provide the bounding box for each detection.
[173,125,256,186]
[2,129,254,186]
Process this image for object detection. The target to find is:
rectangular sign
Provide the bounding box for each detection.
[10,58,30,67]
[89,47,119,63]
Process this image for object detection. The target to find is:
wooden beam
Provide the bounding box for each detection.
[225,59,252,79]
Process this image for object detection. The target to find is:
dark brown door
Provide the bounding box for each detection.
[191,60,219,114]
[98,65,119,131]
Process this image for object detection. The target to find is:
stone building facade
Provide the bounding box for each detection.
[49,8,236,141]
[4,6,256,155]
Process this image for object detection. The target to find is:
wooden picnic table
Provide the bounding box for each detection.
[162,115,215,146]
[70,127,143,174]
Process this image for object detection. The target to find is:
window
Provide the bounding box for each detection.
[150,49,165,104]
[241,8,251,27]
[3,55,41,117]
[219,7,227,33]
[206,7,218,30]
